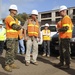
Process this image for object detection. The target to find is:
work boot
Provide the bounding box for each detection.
[42,53,46,57]
[32,62,38,65]
[57,56,60,59]
[54,62,64,67]
[4,65,12,72]
[57,56,72,60]
[25,62,30,66]
[47,55,50,58]
[10,64,20,69]
[60,64,70,69]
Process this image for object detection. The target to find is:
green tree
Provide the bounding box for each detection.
[16,13,28,25]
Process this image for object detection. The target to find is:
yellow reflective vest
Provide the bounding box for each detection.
[0,27,6,41]
[42,29,51,41]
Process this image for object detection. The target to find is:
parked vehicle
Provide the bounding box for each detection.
[70,26,75,56]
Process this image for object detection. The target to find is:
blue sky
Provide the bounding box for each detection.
[1,0,75,18]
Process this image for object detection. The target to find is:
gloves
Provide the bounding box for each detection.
[11,24,22,31]
[58,26,69,32]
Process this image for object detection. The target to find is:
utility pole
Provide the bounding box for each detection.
[0,0,2,20]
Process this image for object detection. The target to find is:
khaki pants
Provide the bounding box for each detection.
[25,37,38,63]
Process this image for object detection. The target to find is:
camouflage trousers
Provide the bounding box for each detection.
[59,38,70,65]
[5,38,18,65]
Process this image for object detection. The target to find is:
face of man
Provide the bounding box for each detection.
[31,14,37,20]
[60,10,66,17]
[45,26,48,30]
[10,9,18,16]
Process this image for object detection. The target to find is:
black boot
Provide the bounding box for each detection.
[60,64,70,69]
[54,62,64,67]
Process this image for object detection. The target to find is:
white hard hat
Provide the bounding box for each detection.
[59,5,67,12]
[31,10,38,15]
[0,20,3,25]
[9,4,18,11]
[44,23,49,27]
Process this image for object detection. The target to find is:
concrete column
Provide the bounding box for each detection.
[52,11,55,22]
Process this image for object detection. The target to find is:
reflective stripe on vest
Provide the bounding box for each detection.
[10,21,16,26]
[28,24,39,37]
[7,29,17,32]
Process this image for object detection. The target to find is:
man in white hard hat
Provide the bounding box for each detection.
[42,23,51,57]
[24,10,40,66]
[0,20,6,56]
[55,5,73,69]
[5,4,22,72]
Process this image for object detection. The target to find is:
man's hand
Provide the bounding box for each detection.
[24,37,28,41]
[37,37,40,42]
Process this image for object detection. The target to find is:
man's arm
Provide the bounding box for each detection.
[11,24,22,31]
[23,21,28,41]
[58,26,69,32]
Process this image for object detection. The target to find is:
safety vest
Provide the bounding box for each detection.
[59,15,73,38]
[18,29,24,39]
[42,29,51,41]
[0,28,6,41]
[5,15,19,38]
[27,19,39,37]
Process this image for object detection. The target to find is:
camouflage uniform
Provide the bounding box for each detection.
[5,39,18,65]
[5,16,21,65]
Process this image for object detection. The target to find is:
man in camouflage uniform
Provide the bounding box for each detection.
[5,4,22,72]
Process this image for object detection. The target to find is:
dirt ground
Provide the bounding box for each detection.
[0,50,75,75]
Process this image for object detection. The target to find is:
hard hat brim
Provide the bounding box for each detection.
[9,9,18,11]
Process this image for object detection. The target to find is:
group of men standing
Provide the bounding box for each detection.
[0,4,73,72]
[3,4,40,72]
